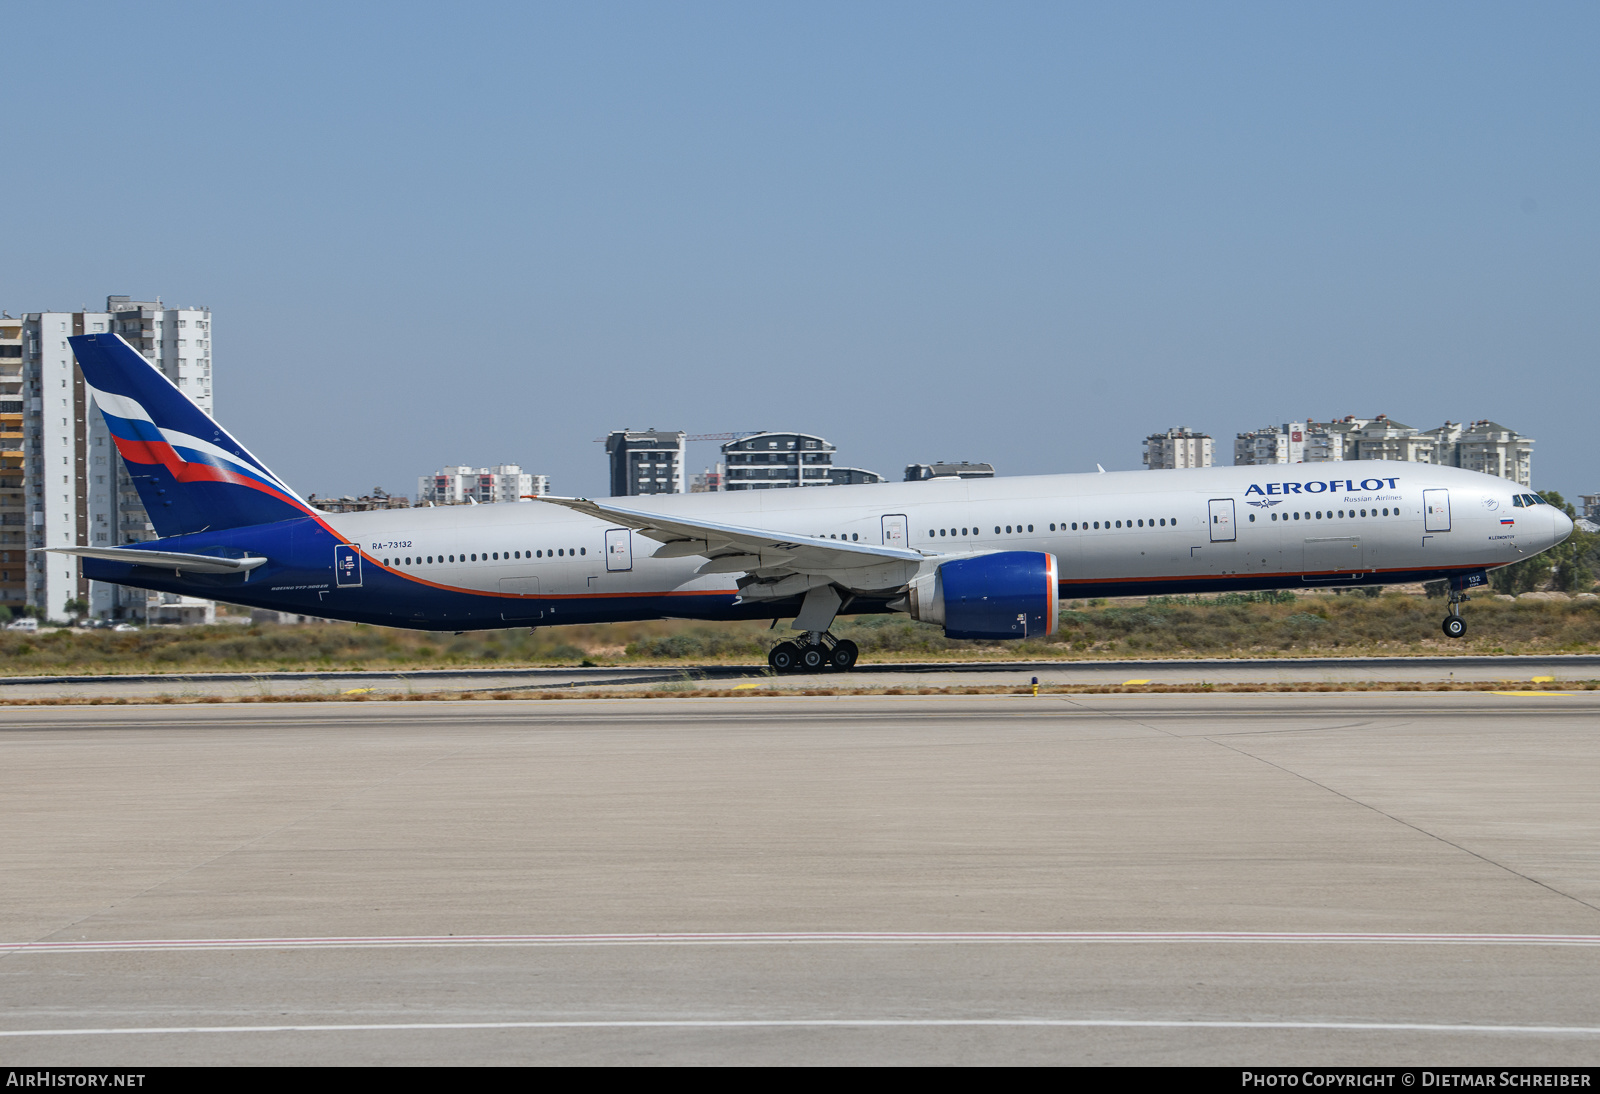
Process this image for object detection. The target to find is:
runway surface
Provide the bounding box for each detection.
[1,652,1597,699]
[1,693,1598,1065]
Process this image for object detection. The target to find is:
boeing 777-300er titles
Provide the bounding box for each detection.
[50,334,1574,673]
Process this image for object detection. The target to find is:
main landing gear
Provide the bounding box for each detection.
[768,632,859,674]
[1442,588,1469,639]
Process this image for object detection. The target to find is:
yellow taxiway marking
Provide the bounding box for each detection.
[733,683,761,690]
[1531,676,1555,683]
[1122,679,1151,686]
[1491,691,1572,697]
[342,687,374,695]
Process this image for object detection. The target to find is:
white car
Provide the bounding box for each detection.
[6,618,39,632]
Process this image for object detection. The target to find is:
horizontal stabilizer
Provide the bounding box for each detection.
[42,546,268,574]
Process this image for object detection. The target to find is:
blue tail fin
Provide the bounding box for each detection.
[70,333,312,537]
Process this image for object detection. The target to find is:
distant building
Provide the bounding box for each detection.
[904,461,996,482]
[723,432,833,489]
[308,489,413,513]
[827,467,885,486]
[688,463,725,493]
[418,465,544,505]
[1580,493,1599,521]
[1240,414,1535,486]
[1143,427,1213,470]
[1347,415,1435,465]
[1426,420,1535,488]
[1234,423,1304,466]
[3,296,213,623]
[720,431,880,489]
[606,429,686,496]
[1303,416,1372,462]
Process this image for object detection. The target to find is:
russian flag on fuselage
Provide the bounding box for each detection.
[70,333,312,537]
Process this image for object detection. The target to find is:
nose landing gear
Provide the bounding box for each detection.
[768,632,859,674]
[1440,572,1484,638]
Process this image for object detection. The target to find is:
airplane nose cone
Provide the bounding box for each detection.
[1554,507,1574,543]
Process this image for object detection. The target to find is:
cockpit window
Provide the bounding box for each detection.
[1531,494,1548,505]
[1513,496,1525,507]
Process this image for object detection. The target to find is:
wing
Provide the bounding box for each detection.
[535,495,927,581]
[43,546,268,574]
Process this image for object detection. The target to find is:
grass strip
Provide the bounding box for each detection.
[2,678,1596,706]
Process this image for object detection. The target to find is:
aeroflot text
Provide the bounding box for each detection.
[1245,478,1401,497]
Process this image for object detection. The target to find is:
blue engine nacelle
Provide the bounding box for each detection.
[905,551,1059,640]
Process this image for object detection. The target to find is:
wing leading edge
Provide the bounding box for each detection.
[536,496,926,572]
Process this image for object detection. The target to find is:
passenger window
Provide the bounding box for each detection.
[1159,518,1166,526]
[1027,524,1033,532]
[994,526,1000,534]
[1248,514,1255,522]
[580,547,586,555]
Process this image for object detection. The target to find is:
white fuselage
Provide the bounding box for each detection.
[314,461,1564,606]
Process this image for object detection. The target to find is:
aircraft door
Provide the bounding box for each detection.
[881,514,907,548]
[605,528,633,572]
[1424,490,1451,532]
[1208,499,1236,542]
[334,544,362,587]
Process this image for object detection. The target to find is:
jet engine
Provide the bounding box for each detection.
[904,551,1059,640]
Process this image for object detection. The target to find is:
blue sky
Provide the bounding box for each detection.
[5,2,1596,496]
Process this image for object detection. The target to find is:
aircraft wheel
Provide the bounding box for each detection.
[829,639,859,671]
[768,642,800,673]
[800,644,826,672]
[1442,616,1466,639]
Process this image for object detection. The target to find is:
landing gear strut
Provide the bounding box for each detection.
[768,632,859,674]
[1442,589,1468,639]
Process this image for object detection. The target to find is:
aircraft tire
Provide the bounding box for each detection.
[829,639,859,671]
[1442,616,1466,639]
[769,642,800,673]
[800,644,826,672]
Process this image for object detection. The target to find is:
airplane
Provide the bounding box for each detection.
[50,333,1574,673]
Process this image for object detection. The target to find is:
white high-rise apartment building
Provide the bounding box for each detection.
[1142,427,1213,469]
[1233,422,1306,465]
[419,464,546,505]
[10,297,214,622]
[1232,414,1534,486]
